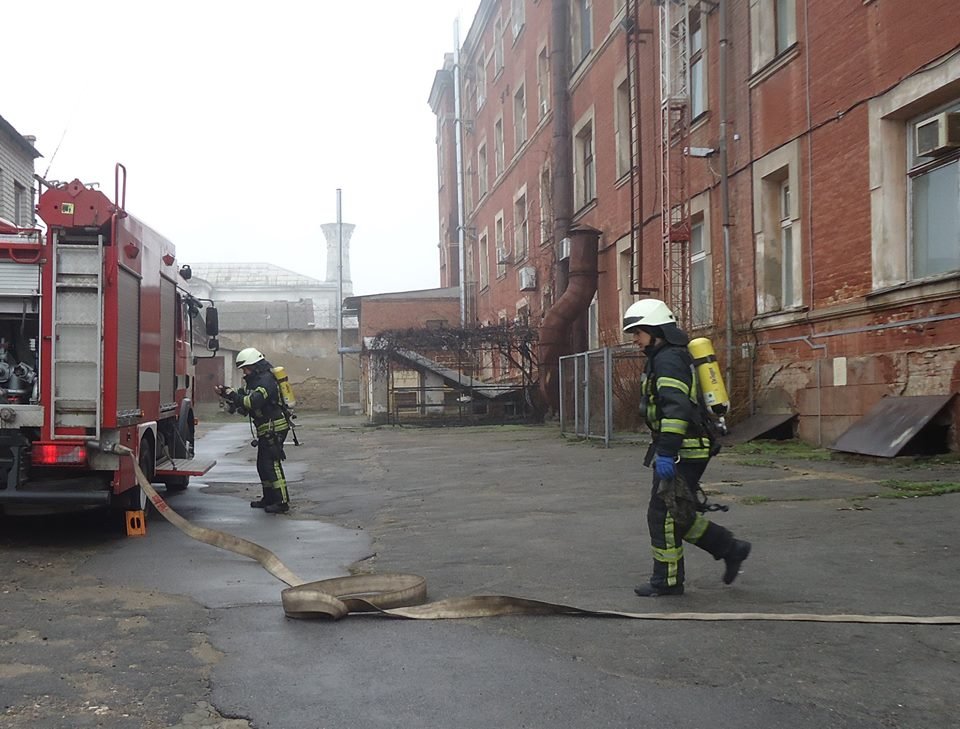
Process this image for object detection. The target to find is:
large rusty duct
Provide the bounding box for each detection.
[537,0,600,414]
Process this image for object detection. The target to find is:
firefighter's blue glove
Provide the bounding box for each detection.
[655,454,677,481]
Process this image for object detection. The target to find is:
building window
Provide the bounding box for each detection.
[514,190,528,261]
[13,182,27,227]
[478,144,488,198]
[476,49,487,110]
[537,46,550,119]
[775,0,795,55]
[514,83,527,150]
[574,117,596,210]
[588,292,599,350]
[495,213,506,277]
[494,16,504,76]
[539,165,552,245]
[494,118,505,177]
[436,117,445,190]
[690,216,709,327]
[689,8,706,120]
[512,0,525,39]
[571,0,592,67]
[750,0,796,72]
[909,105,960,279]
[615,75,632,180]
[754,147,801,314]
[779,181,794,306]
[479,230,490,289]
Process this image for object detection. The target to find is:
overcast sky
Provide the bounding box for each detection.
[3,0,481,296]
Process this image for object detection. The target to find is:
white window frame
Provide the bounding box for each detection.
[571,0,593,68]
[753,140,802,314]
[514,81,527,150]
[537,43,550,120]
[476,47,487,110]
[478,142,488,198]
[512,0,526,39]
[689,7,707,120]
[495,211,506,278]
[750,0,796,72]
[869,51,960,292]
[494,15,505,76]
[907,103,960,280]
[494,117,505,178]
[539,164,552,246]
[514,186,529,261]
[573,110,596,211]
[479,228,490,289]
[614,70,631,180]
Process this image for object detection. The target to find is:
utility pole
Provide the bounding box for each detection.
[337,188,344,414]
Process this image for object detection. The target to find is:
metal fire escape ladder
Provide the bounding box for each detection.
[49,233,103,439]
[660,0,692,329]
[626,0,654,296]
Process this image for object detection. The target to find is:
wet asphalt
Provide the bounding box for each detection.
[2,414,958,728]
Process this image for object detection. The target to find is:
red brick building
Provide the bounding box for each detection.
[431,0,960,448]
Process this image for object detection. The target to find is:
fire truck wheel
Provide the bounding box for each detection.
[130,438,157,515]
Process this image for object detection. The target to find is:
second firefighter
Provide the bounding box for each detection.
[216,347,292,514]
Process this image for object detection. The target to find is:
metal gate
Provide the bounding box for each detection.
[559,345,646,446]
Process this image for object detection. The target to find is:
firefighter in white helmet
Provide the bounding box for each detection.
[623,299,751,596]
[215,347,292,514]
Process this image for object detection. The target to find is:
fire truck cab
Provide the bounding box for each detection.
[0,170,217,514]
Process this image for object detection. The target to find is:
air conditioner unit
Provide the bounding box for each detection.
[496,246,511,264]
[558,237,571,260]
[519,266,537,291]
[915,111,960,158]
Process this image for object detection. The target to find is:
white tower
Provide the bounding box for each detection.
[321,222,355,294]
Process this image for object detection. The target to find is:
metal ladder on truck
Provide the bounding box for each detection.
[50,233,103,440]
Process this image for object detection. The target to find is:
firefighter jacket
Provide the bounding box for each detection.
[642,341,712,461]
[233,362,289,438]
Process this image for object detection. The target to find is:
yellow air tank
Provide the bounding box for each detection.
[687,337,729,417]
[271,366,297,409]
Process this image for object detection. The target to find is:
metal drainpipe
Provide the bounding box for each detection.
[453,20,467,327]
[719,0,734,405]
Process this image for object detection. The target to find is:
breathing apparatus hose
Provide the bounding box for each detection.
[114,446,960,625]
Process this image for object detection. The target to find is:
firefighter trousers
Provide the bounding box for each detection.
[646,458,734,588]
[256,429,290,505]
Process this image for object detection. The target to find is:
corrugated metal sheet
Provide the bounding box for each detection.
[0,260,40,295]
[830,395,955,457]
[722,413,796,445]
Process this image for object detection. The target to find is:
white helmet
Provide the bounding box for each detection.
[622,299,677,333]
[236,347,265,368]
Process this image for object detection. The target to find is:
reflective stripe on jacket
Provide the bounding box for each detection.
[642,342,711,461]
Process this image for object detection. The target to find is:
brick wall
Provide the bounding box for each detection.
[434,0,960,446]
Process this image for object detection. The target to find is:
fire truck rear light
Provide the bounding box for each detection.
[32,444,88,466]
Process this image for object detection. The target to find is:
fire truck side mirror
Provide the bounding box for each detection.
[205,307,220,337]
[207,336,220,351]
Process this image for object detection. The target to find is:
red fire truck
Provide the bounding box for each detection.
[0,166,217,514]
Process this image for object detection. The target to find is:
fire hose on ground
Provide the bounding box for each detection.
[114,446,960,626]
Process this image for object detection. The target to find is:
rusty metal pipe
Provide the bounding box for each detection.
[538,226,600,413]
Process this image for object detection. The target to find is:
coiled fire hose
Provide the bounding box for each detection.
[118,448,960,625]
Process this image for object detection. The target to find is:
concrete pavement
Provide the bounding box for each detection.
[2,415,958,728]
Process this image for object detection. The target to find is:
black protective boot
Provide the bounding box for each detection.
[634,583,684,597]
[722,539,752,584]
[264,501,289,514]
[250,483,273,509]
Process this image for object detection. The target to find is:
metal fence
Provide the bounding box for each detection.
[559,345,647,446]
